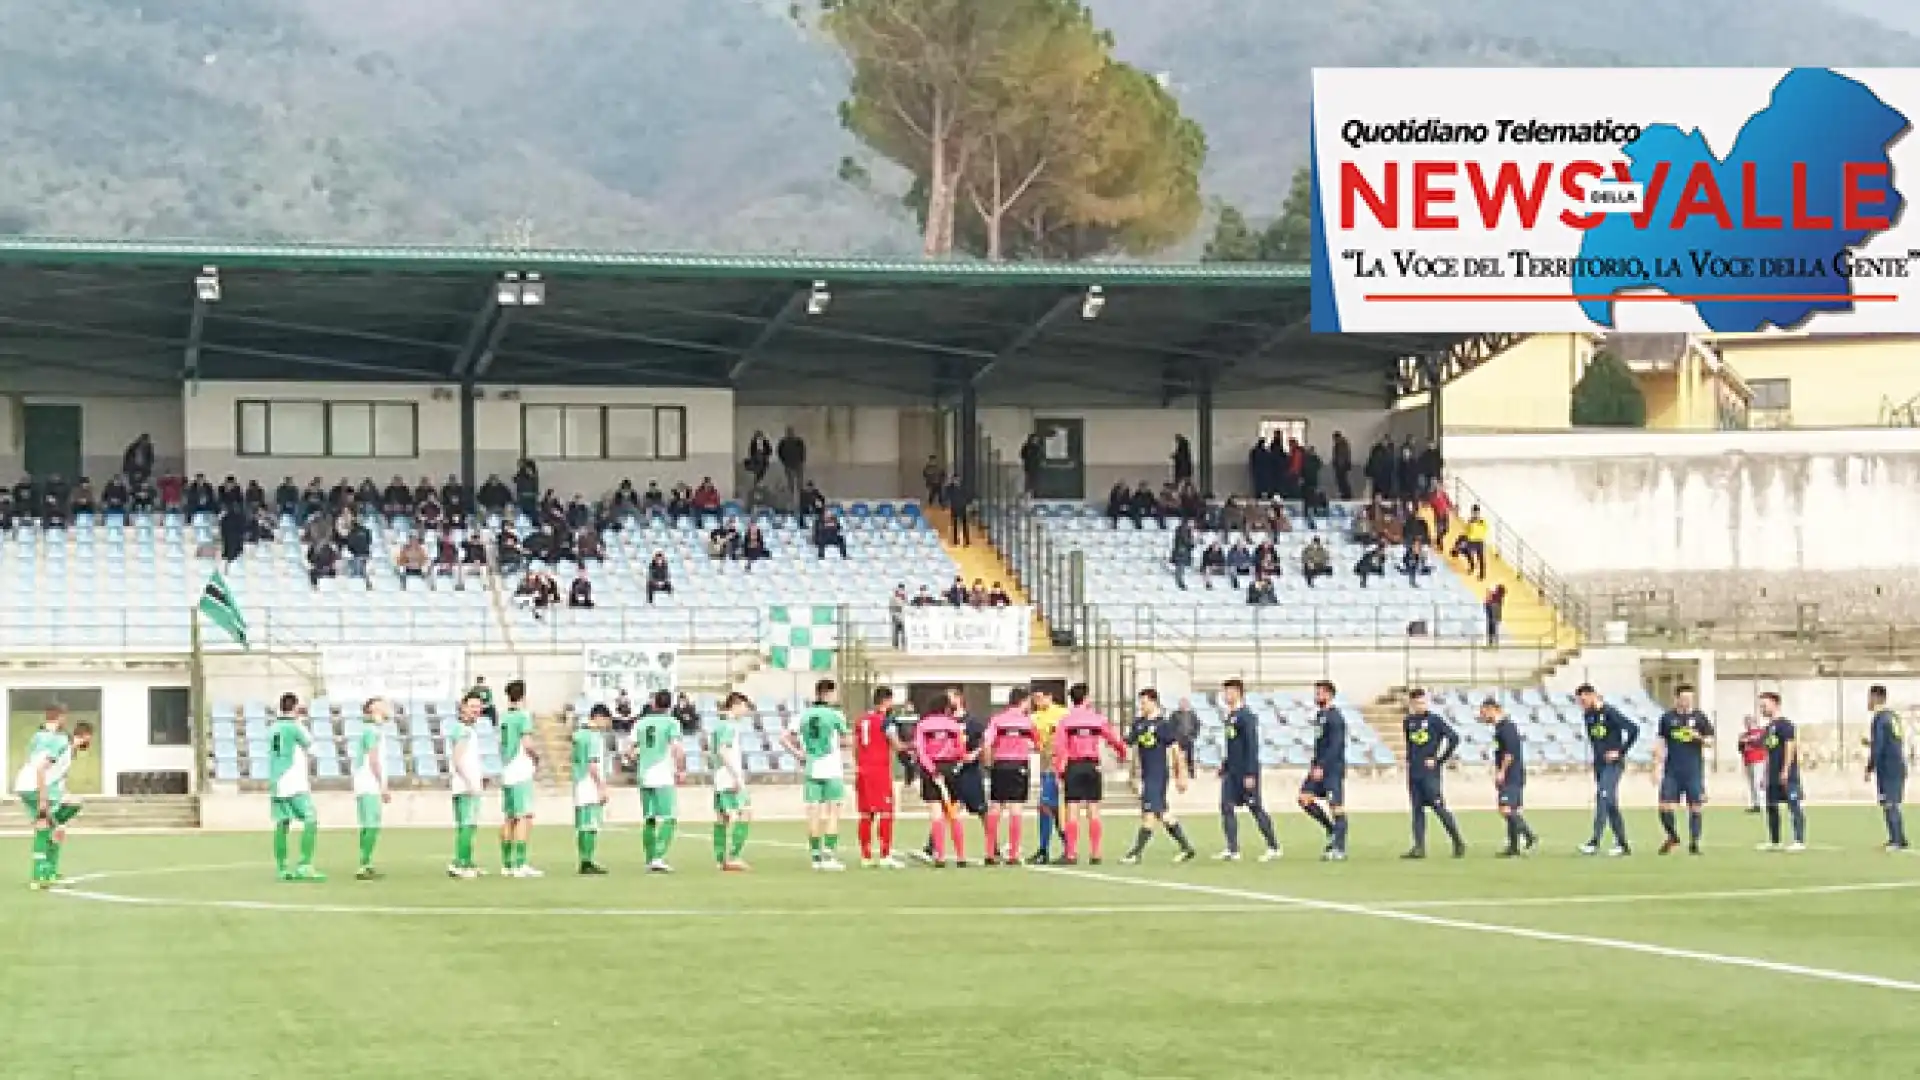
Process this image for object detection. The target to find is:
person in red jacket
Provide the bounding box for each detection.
[1737,716,1768,813]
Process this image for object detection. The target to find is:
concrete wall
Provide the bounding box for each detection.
[0,393,184,481]
[1447,428,1920,572]
[0,672,193,791]
[1716,335,1920,428]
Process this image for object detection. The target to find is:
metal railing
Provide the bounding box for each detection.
[1588,590,1920,657]
[1447,474,1588,639]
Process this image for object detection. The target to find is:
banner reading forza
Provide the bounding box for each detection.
[1310,67,1919,333]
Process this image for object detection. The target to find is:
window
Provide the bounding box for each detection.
[1258,416,1308,448]
[148,687,192,746]
[235,400,418,458]
[521,404,688,461]
[1748,379,1791,411]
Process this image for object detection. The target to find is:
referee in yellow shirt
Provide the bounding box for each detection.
[1027,688,1069,864]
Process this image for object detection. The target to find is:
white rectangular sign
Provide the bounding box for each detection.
[903,606,1032,657]
[1311,67,1918,333]
[321,645,466,704]
[582,643,680,698]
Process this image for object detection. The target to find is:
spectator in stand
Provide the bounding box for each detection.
[1301,537,1333,588]
[243,479,266,512]
[1395,438,1419,499]
[1130,482,1162,528]
[912,585,939,607]
[512,459,540,519]
[307,534,339,588]
[1301,444,1323,503]
[646,552,673,604]
[70,478,95,517]
[158,473,185,512]
[943,576,969,606]
[575,525,604,562]
[967,578,989,607]
[272,477,298,518]
[249,506,276,545]
[512,573,543,617]
[478,474,513,518]
[133,478,156,512]
[674,693,700,736]
[1452,505,1489,580]
[417,491,444,530]
[922,456,947,507]
[1355,538,1387,587]
[568,568,595,609]
[1169,519,1196,590]
[745,430,774,494]
[524,525,554,564]
[1484,584,1506,646]
[1225,538,1252,590]
[102,474,129,515]
[0,490,12,530]
[1331,432,1354,500]
[708,519,740,560]
[496,528,524,573]
[1247,571,1278,606]
[1249,436,1276,499]
[186,473,216,515]
[1363,438,1391,499]
[342,517,371,584]
[40,479,68,529]
[293,477,322,520]
[395,536,429,588]
[1172,435,1194,487]
[122,434,155,488]
[692,478,722,528]
[1170,697,1200,767]
[1738,717,1768,813]
[777,427,807,499]
[1420,440,1444,494]
[609,479,639,518]
[218,503,249,565]
[1301,484,1329,530]
[217,474,244,511]
[813,510,848,560]
[1253,538,1280,578]
[1428,484,1454,543]
[1020,433,1043,496]
[461,531,488,576]
[640,481,665,516]
[565,493,592,531]
[987,582,1011,607]
[1106,482,1134,529]
[797,482,827,529]
[666,483,693,524]
[890,585,908,648]
[741,524,771,572]
[432,530,460,584]
[1199,538,1228,590]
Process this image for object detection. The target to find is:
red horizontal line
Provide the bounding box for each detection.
[1365,293,1901,303]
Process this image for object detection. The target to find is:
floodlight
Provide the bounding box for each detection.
[520,273,546,307]
[496,271,523,307]
[194,266,221,303]
[807,280,831,316]
[1080,285,1105,320]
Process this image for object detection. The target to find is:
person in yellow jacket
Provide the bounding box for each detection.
[1455,506,1490,580]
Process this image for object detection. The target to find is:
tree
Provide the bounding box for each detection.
[1569,351,1648,427]
[814,0,1203,260]
[1204,165,1311,262]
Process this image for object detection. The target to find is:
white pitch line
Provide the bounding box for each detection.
[1385,879,1920,910]
[1038,866,1920,995]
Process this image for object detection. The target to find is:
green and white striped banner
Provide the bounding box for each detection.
[765,606,838,672]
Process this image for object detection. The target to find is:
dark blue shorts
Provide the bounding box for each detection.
[1300,770,1346,805]
[1766,778,1803,806]
[1221,773,1264,811]
[1659,769,1706,805]
[1140,776,1170,816]
[1408,772,1446,809]
[1496,778,1526,809]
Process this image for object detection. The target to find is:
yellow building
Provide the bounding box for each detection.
[1709,334,1920,428]
[1399,332,1599,432]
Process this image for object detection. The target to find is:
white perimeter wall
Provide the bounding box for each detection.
[0,394,184,481]
[0,673,192,792]
[1447,428,1920,572]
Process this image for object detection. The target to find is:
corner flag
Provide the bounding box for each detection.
[199,569,249,647]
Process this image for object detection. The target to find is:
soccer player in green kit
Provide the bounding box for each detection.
[572,705,612,875]
[447,692,486,879]
[498,679,542,878]
[784,678,850,871]
[15,707,92,889]
[635,690,685,873]
[709,692,754,871]
[351,697,394,880]
[268,693,325,882]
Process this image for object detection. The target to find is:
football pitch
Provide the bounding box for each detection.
[7,806,1919,1080]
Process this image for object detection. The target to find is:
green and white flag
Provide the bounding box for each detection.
[199,569,249,647]
[765,605,837,672]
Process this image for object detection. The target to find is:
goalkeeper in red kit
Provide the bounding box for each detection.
[855,686,907,868]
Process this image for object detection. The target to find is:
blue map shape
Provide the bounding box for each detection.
[1574,68,1909,332]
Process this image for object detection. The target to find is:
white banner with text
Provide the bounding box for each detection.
[903,606,1032,656]
[581,643,680,698]
[321,645,467,704]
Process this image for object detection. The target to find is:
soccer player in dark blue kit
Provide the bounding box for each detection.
[1865,684,1908,852]
[1482,697,1537,857]
[1756,691,1807,852]
[1216,678,1283,862]
[1653,684,1713,856]
[1577,684,1638,856]
[1121,688,1197,864]
[1297,680,1349,861]
[1401,688,1465,859]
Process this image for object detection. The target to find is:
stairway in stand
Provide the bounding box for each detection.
[922,504,1052,652]
[0,794,199,831]
[531,712,576,784]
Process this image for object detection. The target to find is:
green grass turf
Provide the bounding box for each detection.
[6,806,1920,1080]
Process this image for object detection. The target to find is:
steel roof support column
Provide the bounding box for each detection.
[1196,365,1216,496]
[959,375,980,519]
[1424,354,1445,447]
[182,296,207,394]
[460,379,479,512]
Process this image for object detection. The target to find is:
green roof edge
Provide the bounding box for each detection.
[0,237,1311,286]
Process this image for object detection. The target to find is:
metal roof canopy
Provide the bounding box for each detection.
[0,239,1488,406]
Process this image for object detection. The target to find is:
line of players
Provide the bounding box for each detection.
[16,671,1908,888]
